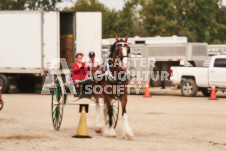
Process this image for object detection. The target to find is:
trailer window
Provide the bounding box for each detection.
[135,41,145,44]
[214,58,226,68]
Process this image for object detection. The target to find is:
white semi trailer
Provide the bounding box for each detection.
[0,11,101,93]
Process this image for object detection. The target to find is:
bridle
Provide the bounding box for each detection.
[105,41,132,84]
[115,42,130,59]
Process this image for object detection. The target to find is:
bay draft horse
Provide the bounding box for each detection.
[91,35,134,140]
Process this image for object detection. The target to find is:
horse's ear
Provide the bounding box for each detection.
[115,35,119,42]
[125,35,128,43]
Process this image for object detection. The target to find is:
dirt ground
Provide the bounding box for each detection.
[0,89,226,151]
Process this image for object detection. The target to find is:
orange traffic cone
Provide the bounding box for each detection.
[144,82,151,97]
[209,84,218,100]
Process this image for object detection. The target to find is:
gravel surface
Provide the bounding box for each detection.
[0,90,226,151]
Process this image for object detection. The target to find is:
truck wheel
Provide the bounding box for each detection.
[0,74,9,93]
[181,79,197,97]
[201,90,211,97]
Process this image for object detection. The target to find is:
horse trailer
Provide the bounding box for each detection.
[102,37,208,91]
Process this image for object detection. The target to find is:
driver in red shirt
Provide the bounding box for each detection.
[72,52,87,82]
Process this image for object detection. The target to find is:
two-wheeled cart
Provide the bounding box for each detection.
[49,77,120,130]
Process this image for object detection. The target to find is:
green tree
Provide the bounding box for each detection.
[64,0,140,38]
[214,1,226,43]
[64,0,105,12]
[184,0,218,43]
[176,0,199,42]
[140,0,177,36]
[102,9,119,38]
[175,0,226,43]
[139,0,226,43]
[0,0,63,10]
[64,0,112,38]
[0,0,26,10]
[115,0,139,37]
[26,0,63,10]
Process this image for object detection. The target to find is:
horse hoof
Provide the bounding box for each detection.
[122,133,134,140]
[122,128,134,140]
[95,127,103,133]
[94,121,105,133]
[94,116,105,133]
[103,126,117,137]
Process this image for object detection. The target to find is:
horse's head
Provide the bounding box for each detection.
[113,35,130,70]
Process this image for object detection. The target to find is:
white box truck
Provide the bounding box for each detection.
[0,11,102,93]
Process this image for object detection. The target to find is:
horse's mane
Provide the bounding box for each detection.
[109,39,125,58]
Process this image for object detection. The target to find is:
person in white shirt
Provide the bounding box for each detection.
[85,51,104,97]
[85,51,100,76]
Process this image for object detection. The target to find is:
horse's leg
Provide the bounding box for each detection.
[103,99,108,124]
[121,93,134,140]
[93,85,105,133]
[103,95,117,137]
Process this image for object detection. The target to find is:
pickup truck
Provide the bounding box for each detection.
[170,55,226,97]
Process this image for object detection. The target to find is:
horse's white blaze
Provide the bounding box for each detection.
[95,104,105,133]
[122,113,134,140]
[122,47,127,56]
[122,47,128,68]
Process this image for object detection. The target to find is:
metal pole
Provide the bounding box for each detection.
[40,10,44,76]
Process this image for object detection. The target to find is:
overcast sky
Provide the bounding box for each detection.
[56,0,124,11]
[56,0,226,11]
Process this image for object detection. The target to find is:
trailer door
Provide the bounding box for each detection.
[0,11,42,73]
[43,11,60,70]
[76,12,102,62]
